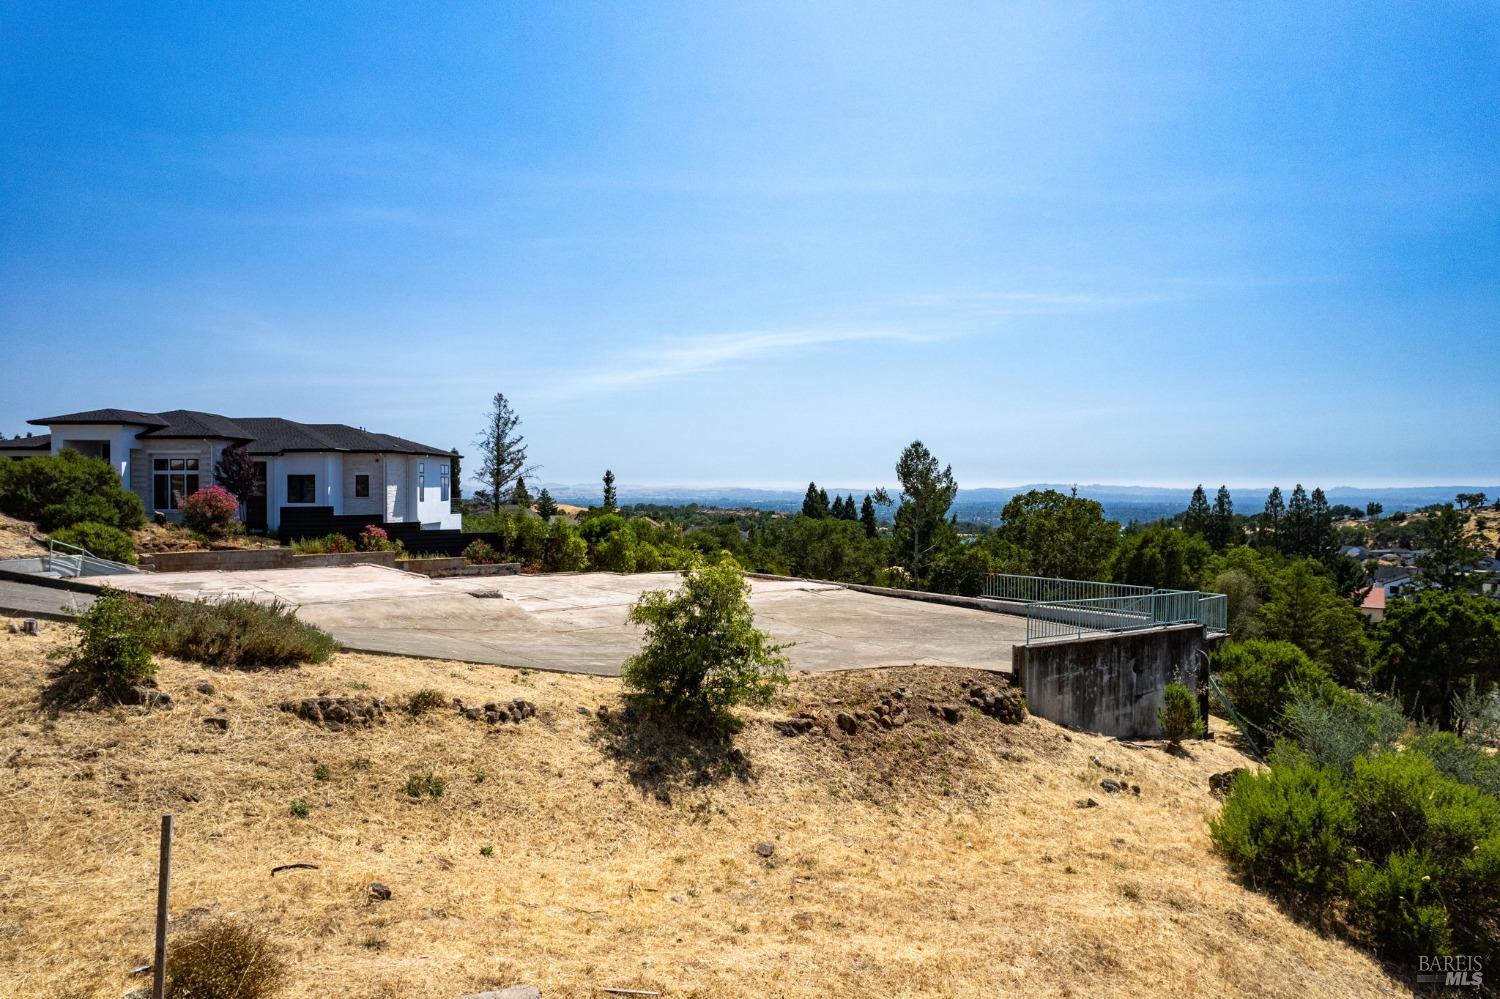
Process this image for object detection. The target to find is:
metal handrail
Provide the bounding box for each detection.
[1019,586,1231,644]
[44,538,142,578]
[982,573,1152,603]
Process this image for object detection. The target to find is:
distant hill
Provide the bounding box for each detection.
[541,481,1499,527]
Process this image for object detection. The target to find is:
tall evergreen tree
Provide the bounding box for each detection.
[511,476,532,508]
[860,494,878,538]
[535,487,558,520]
[1309,487,1335,560]
[475,392,538,514]
[829,495,845,519]
[1209,485,1234,549]
[891,440,958,585]
[1183,485,1211,537]
[1283,484,1312,556]
[602,469,617,511]
[1415,504,1483,590]
[1263,486,1285,548]
[846,494,858,520]
[816,487,830,517]
[802,482,825,519]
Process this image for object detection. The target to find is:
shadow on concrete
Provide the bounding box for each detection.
[589,700,753,804]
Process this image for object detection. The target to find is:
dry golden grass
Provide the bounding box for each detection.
[0,511,44,558]
[0,622,1411,999]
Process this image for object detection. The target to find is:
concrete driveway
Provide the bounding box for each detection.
[103,565,1021,676]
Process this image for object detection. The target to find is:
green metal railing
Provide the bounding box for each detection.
[981,573,1229,644]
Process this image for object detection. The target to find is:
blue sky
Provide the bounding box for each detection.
[2,3,1496,490]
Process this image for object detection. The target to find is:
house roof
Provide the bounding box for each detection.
[1361,587,1386,611]
[29,408,169,428]
[1371,565,1412,584]
[28,407,456,458]
[0,433,50,452]
[137,410,256,441]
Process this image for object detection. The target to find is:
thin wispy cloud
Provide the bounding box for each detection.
[549,327,937,399]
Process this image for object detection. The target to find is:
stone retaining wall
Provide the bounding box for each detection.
[141,549,399,573]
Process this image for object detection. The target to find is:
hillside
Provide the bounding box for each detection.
[0,625,1411,999]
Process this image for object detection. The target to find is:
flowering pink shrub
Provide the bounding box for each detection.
[180,486,239,537]
[359,524,398,552]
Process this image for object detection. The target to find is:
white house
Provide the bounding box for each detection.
[16,408,460,533]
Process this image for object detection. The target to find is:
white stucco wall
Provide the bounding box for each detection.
[45,424,140,484]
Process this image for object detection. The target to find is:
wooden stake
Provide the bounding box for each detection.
[152,813,173,999]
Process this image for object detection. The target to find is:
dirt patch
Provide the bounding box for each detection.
[133,522,282,554]
[0,621,1411,999]
[0,511,43,558]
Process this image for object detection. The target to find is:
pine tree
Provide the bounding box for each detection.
[817,487,830,517]
[1284,484,1312,556]
[843,494,858,521]
[511,476,532,508]
[1263,486,1285,548]
[1309,487,1334,560]
[602,469,617,510]
[860,494,878,538]
[535,487,558,520]
[1183,485,1211,537]
[802,482,824,519]
[475,392,538,514]
[1209,485,1234,549]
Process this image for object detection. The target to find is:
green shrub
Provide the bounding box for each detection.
[1212,639,1331,739]
[64,587,156,688]
[0,449,146,530]
[544,521,590,572]
[147,597,336,669]
[290,533,355,554]
[1408,729,1500,798]
[288,799,310,819]
[1281,685,1405,774]
[1345,849,1453,959]
[405,688,447,715]
[1157,682,1199,747]
[622,555,790,730]
[166,918,286,999]
[462,538,502,564]
[596,530,637,573]
[49,521,136,564]
[1210,755,1355,903]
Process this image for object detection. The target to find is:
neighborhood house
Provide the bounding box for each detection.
[4,408,460,533]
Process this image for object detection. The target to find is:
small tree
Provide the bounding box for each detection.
[535,488,558,520]
[1365,501,1383,519]
[602,469,617,511]
[1158,682,1200,749]
[1183,485,1211,538]
[859,494,878,538]
[213,446,257,507]
[64,587,155,690]
[622,555,790,729]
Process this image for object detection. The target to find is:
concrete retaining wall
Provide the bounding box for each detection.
[395,557,468,575]
[1012,624,1205,738]
[141,549,398,573]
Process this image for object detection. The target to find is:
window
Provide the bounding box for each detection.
[286,474,316,504]
[440,464,450,503]
[152,457,200,510]
[66,440,110,463]
[354,474,370,498]
[418,462,425,499]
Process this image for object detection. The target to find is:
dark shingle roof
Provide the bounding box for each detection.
[137,410,256,441]
[29,408,168,428]
[28,408,455,458]
[0,433,50,452]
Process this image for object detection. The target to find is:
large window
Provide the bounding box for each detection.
[152,457,199,511]
[286,474,317,504]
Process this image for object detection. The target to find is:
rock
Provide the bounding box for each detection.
[464,707,483,721]
[878,715,894,729]
[773,717,814,736]
[1075,797,1100,808]
[576,705,591,716]
[755,841,774,858]
[597,705,610,720]
[324,720,344,732]
[202,716,229,731]
[941,705,962,724]
[1100,778,1124,794]
[369,882,392,901]
[195,680,216,695]
[727,747,746,766]
[457,987,541,999]
[835,712,858,735]
[1209,769,1246,799]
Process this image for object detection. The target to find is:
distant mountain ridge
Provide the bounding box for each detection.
[539,481,1499,525]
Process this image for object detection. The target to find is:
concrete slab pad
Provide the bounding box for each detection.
[107,566,1021,676]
